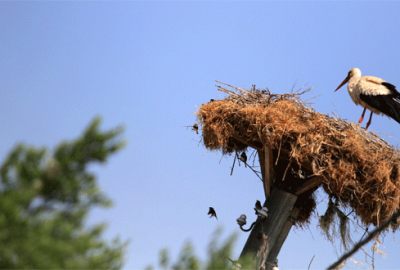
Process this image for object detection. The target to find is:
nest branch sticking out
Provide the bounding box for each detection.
[196,82,400,228]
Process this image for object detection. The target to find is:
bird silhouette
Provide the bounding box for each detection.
[208,207,217,220]
[239,152,247,167]
[192,124,199,134]
[254,200,262,215]
[255,200,262,210]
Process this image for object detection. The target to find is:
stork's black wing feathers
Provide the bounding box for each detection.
[360,89,400,124]
[382,82,398,93]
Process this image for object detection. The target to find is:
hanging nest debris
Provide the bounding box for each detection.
[196,82,400,228]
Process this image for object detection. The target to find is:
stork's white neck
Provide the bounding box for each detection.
[348,78,358,95]
[347,68,361,94]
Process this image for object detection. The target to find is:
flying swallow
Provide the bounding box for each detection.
[208,207,217,220]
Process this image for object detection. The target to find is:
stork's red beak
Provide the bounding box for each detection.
[335,76,349,92]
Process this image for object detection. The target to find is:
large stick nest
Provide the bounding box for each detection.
[196,82,400,228]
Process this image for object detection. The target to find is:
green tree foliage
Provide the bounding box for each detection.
[0,117,128,269]
[150,228,254,270]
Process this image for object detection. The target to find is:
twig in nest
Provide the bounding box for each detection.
[275,130,285,166]
[346,209,355,218]
[308,255,315,270]
[282,161,291,181]
[303,93,321,103]
[250,149,257,165]
[231,154,236,176]
[197,137,203,147]
[360,227,369,240]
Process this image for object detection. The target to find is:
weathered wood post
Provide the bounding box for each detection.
[239,188,297,269]
[265,207,300,267]
[238,147,300,270]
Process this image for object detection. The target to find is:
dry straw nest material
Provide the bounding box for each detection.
[196,82,400,228]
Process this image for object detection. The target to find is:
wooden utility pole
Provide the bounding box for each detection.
[266,207,300,266]
[239,188,298,269]
[239,148,300,270]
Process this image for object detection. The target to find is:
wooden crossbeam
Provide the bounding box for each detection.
[295,176,324,195]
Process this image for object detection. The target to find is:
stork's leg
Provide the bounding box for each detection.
[358,107,367,126]
[365,111,373,130]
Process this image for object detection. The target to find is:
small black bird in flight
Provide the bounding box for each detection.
[239,152,247,167]
[192,124,199,134]
[208,207,217,220]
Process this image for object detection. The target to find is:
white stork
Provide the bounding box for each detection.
[335,68,400,130]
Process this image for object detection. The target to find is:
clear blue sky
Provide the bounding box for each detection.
[2,1,400,269]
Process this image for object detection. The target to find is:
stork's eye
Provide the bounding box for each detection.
[348,71,351,77]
